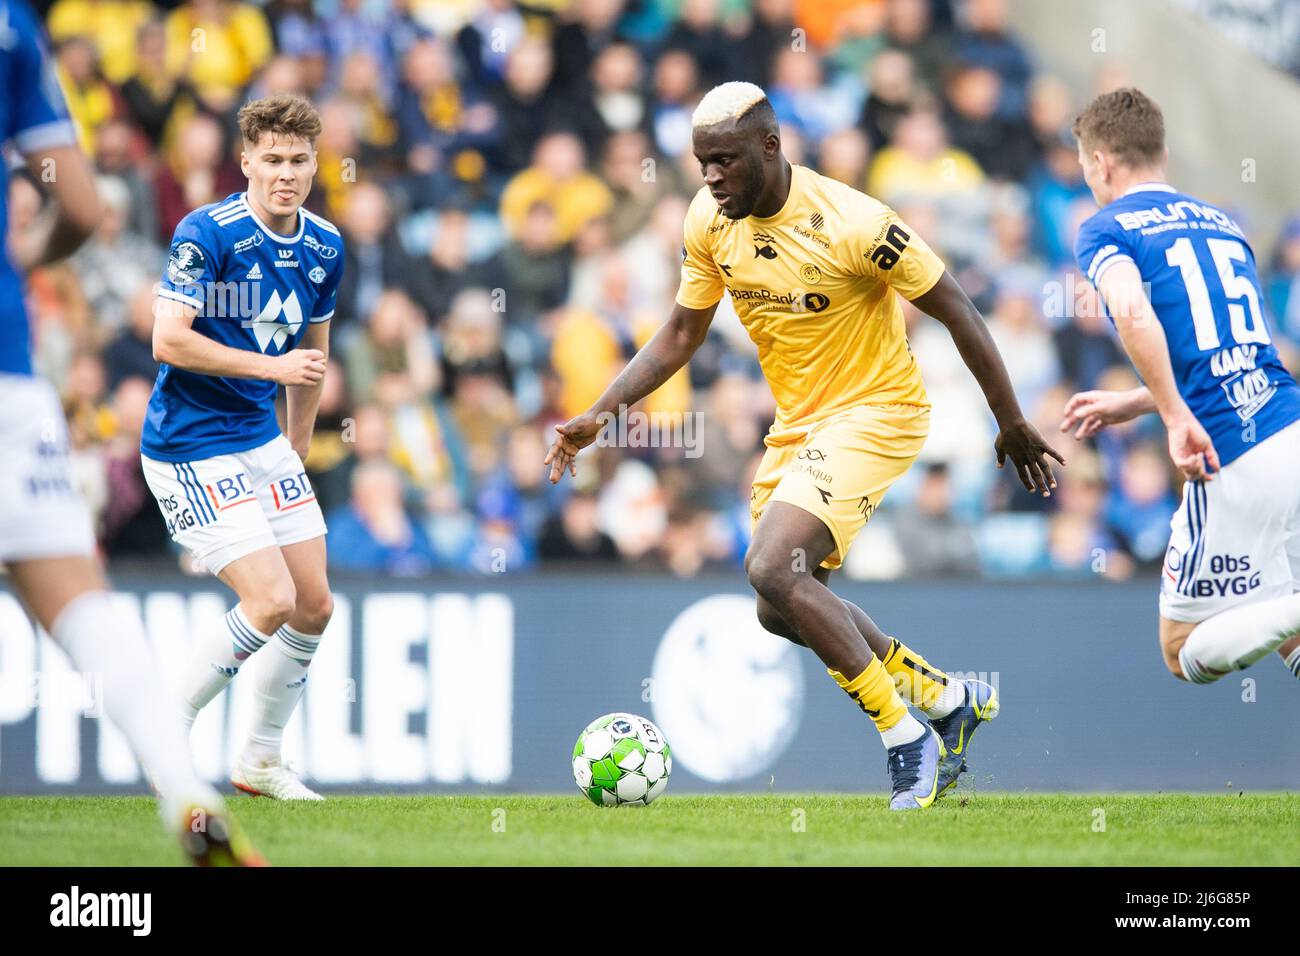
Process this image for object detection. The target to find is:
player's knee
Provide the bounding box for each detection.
[297,590,334,634]
[248,581,297,632]
[745,548,794,603]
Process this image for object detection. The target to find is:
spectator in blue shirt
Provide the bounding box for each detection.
[327,460,438,575]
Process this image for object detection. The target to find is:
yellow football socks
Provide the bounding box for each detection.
[882,638,962,717]
[829,658,908,733]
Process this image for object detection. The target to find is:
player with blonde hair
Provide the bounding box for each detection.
[547,82,1063,808]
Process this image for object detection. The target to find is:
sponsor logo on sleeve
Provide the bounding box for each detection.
[868,223,910,270]
[304,233,338,259]
[166,241,206,284]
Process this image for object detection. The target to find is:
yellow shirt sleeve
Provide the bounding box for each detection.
[847,199,945,299]
[674,189,724,310]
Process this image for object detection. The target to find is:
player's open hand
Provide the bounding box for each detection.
[1166,414,1220,482]
[995,419,1066,497]
[1060,389,1143,439]
[272,348,327,386]
[544,412,603,484]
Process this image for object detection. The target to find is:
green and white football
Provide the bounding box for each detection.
[572,713,672,807]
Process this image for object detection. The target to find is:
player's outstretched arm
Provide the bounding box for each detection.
[909,271,1065,496]
[545,301,717,483]
[286,320,330,459]
[12,145,102,270]
[152,296,326,385]
[1095,261,1219,480]
[1060,386,1156,439]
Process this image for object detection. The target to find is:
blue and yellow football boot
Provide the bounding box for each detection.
[929,678,999,798]
[886,725,945,810]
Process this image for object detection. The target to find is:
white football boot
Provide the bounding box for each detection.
[231,758,324,801]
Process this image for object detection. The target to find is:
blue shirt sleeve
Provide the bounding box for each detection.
[6,0,77,153]
[1074,210,1135,289]
[310,240,344,322]
[158,213,221,310]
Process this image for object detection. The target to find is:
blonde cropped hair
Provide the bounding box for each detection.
[691,82,769,129]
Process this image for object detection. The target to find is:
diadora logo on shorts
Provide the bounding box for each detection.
[249,290,303,353]
[271,471,316,512]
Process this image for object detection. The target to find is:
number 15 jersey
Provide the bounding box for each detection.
[1075,182,1300,466]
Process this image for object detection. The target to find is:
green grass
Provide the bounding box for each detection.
[1,793,1296,866]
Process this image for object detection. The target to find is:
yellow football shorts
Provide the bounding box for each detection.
[749,403,930,570]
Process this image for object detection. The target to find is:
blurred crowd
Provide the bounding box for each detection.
[15,0,1300,579]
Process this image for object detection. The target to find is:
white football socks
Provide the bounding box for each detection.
[921,679,967,720]
[50,590,219,814]
[880,712,927,750]
[242,624,322,767]
[1178,593,1300,684]
[180,606,271,731]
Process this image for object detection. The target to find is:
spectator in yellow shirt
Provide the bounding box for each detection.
[500,132,613,245]
[47,0,155,84]
[866,104,985,202]
[165,0,273,106]
[55,36,115,152]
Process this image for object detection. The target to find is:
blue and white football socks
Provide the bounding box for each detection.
[180,605,271,730]
[242,624,322,766]
[1178,593,1300,683]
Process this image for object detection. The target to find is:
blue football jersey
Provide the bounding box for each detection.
[1076,183,1300,466]
[0,0,78,376]
[143,193,345,462]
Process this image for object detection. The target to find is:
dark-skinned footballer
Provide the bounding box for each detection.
[545,81,1064,809]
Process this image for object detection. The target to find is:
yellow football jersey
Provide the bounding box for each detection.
[676,164,945,444]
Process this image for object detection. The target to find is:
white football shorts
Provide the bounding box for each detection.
[1160,419,1300,622]
[141,433,326,576]
[0,374,97,562]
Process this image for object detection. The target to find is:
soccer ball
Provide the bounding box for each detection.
[572,712,672,807]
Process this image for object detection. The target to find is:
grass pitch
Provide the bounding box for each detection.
[2,793,1296,866]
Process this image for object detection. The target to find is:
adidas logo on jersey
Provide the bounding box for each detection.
[246,263,262,279]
